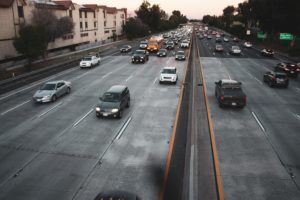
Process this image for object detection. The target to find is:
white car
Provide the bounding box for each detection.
[139,41,148,49]
[230,46,241,55]
[159,67,178,84]
[80,55,100,68]
[180,40,189,48]
[243,41,252,48]
[223,37,229,42]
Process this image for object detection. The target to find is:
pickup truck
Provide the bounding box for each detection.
[215,79,247,108]
[80,53,101,69]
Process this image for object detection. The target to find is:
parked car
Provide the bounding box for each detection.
[263,71,289,87]
[175,50,186,60]
[215,44,224,52]
[33,80,71,103]
[120,45,132,53]
[261,48,274,57]
[230,46,241,55]
[215,79,246,108]
[139,41,148,49]
[80,54,101,68]
[243,41,252,48]
[159,67,178,84]
[157,49,167,57]
[132,50,149,63]
[95,85,130,119]
[274,62,299,77]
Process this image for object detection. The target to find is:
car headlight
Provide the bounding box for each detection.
[111,108,119,113]
[176,56,179,58]
[154,48,157,50]
[42,95,51,100]
[96,107,101,112]
[132,56,134,59]
[140,57,144,59]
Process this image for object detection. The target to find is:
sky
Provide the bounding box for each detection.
[73,0,246,19]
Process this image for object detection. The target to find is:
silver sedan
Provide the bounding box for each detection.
[33,80,71,103]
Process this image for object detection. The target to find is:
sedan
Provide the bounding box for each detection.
[261,48,274,57]
[120,45,132,53]
[230,46,241,55]
[215,44,224,52]
[243,41,252,48]
[157,49,167,57]
[275,62,299,77]
[33,80,71,103]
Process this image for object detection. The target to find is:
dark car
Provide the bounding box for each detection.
[166,41,175,50]
[95,85,130,119]
[120,45,132,53]
[175,50,186,60]
[215,37,222,43]
[233,37,239,42]
[215,44,224,52]
[274,62,299,77]
[207,35,212,39]
[157,48,167,57]
[215,79,247,108]
[131,50,149,63]
[263,71,289,88]
[261,48,274,57]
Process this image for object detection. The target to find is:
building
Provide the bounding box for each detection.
[0,0,127,59]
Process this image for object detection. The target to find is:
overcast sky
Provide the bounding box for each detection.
[73,0,245,19]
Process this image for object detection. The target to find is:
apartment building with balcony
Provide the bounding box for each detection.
[0,0,127,59]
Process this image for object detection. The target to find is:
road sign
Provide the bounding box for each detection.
[257,32,266,39]
[279,33,293,40]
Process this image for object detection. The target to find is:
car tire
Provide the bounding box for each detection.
[219,103,224,108]
[268,81,273,87]
[117,110,123,119]
[126,100,130,108]
[284,83,289,88]
[52,95,57,102]
[66,87,71,94]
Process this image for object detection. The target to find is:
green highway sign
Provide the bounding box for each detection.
[257,32,267,39]
[279,33,293,40]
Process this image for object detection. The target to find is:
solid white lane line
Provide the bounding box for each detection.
[253,77,263,85]
[296,88,300,93]
[153,78,158,84]
[1,100,31,115]
[189,145,195,200]
[73,108,93,127]
[293,113,300,121]
[38,102,63,118]
[125,75,133,82]
[102,72,112,78]
[116,117,132,140]
[0,68,77,101]
[252,112,265,132]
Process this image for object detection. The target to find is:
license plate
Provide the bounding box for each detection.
[103,113,108,116]
[232,102,237,106]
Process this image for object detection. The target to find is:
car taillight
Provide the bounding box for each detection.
[220,96,224,101]
[272,77,276,81]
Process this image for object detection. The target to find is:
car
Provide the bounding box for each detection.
[120,45,132,53]
[223,37,229,42]
[180,40,189,48]
[175,50,186,60]
[198,34,204,39]
[80,55,101,68]
[233,37,239,42]
[166,41,175,50]
[215,44,224,52]
[215,37,222,43]
[132,50,149,63]
[274,62,299,77]
[159,67,178,84]
[157,48,167,57]
[33,80,71,103]
[263,71,289,87]
[261,48,274,57]
[95,85,130,119]
[139,41,148,49]
[207,35,212,39]
[230,46,241,55]
[215,79,246,108]
[243,41,252,48]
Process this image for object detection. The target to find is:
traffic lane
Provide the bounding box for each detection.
[0,56,186,200]
[73,64,185,200]
[200,57,300,199]
[0,56,130,133]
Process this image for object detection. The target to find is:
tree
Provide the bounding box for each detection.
[123,17,150,40]
[223,6,235,30]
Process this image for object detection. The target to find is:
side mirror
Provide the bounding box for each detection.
[215,82,218,84]
[99,97,103,101]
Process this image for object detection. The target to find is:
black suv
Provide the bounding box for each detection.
[132,50,149,63]
[166,41,175,50]
[274,62,299,78]
[96,85,130,118]
[263,71,289,88]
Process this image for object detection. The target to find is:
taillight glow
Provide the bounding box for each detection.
[220,96,225,101]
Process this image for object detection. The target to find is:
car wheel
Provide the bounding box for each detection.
[126,100,130,108]
[268,81,273,87]
[284,83,289,88]
[219,103,224,108]
[117,110,123,119]
[52,95,57,102]
[66,87,71,94]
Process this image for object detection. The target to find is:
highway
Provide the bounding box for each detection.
[197,34,300,199]
[0,42,187,199]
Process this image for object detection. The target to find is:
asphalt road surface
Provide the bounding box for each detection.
[0,43,188,200]
[197,35,300,199]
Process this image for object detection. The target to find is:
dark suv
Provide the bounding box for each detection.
[96,85,130,118]
[274,62,299,78]
[132,50,149,63]
[263,71,289,88]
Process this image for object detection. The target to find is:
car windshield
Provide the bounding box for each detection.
[159,49,167,53]
[122,45,129,48]
[148,42,158,45]
[162,69,176,74]
[134,51,144,55]
[232,46,240,50]
[102,92,121,102]
[177,52,184,55]
[140,41,148,44]
[216,45,222,48]
[82,57,92,61]
[40,83,56,90]
[276,74,287,78]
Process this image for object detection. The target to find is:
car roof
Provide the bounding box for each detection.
[107,85,127,93]
[163,66,176,70]
[45,80,64,84]
[220,79,240,84]
[177,50,184,53]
